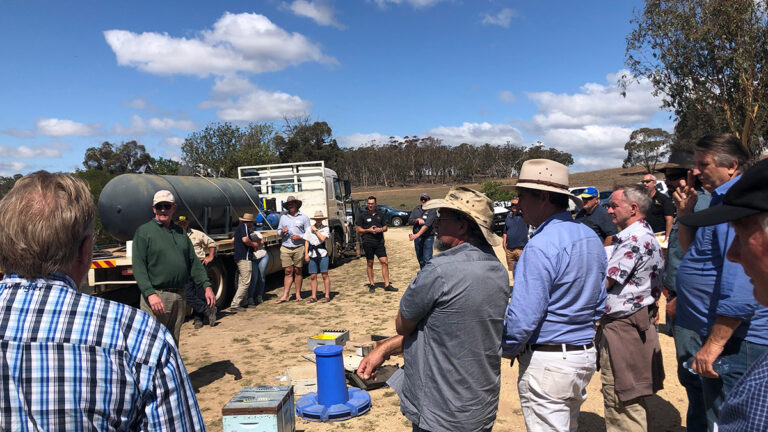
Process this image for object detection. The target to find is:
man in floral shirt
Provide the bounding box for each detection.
[600,183,665,431]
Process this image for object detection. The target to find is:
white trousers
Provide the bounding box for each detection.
[517,345,597,432]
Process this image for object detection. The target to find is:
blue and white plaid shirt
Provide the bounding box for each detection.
[0,273,206,431]
[718,351,768,431]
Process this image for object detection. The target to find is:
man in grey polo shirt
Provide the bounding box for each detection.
[357,187,510,431]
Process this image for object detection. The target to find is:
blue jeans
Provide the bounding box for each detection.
[413,235,434,269]
[674,325,709,432]
[248,254,269,300]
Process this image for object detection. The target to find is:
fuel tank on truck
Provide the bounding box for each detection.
[99,174,263,242]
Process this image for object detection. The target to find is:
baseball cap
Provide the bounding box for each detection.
[152,190,175,205]
[420,193,431,200]
[679,158,768,227]
[579,187,598,199]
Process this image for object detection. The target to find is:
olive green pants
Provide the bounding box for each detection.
[140,289,186,347]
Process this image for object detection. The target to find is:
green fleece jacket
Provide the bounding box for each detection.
[132,220,211,297]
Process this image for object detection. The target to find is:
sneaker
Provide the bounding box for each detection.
[194,319,204,329]
[367,283,375,293]
[207,306,217,327]
[231,306,247,312]
[247,298,256,306]
[255,296,263,305]
[384,284,398,292]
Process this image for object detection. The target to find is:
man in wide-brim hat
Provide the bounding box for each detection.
[276,195,311,303]
[231,212,261,311]
[281,195,302,210]
[502,159,608,431]
[358,187,509,432]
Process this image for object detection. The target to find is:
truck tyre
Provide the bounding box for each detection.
[390,216,403,227]
[207,257,230,309]
[328,230,343,268]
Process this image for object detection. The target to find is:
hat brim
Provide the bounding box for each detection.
[282,200,302,209]
[657,164,690,173]
[423,199,501,247]
[679,204,760,227]
[311,216,328,220]
[515,183,583,208]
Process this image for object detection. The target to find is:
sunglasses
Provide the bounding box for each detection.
[154,203,173,211]
[641,179,654,183]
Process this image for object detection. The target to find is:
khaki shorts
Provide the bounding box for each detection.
[281,245,305,268]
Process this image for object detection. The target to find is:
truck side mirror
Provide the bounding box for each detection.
[343,180,351,198]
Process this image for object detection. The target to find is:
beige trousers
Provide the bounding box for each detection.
[232,259,252,307]
[140,290,186,347]
[599,333,649,432]
[505,247,523,285]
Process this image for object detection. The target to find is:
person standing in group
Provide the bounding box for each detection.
[276,196,311,303]
[305,210,332,303]
[357,187,509,432]
[600,184,665,431]
[574,187,617,246]
[177,215,218,329]
[676,158,768,431]
[408,193,436,269]
[231,213,260,311]
[133,190,215,346]
[357,196,397,293]
[642,174,675,240]
[673,133,768,431]
[248,227,269,306]
[502,159,607,432]
[502,198,528,281]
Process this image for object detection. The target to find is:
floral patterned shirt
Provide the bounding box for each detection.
[605,219,664,318]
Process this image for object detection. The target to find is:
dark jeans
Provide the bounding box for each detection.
[248,254,269,300]
[413,235,434,269]
[184,280,210,321]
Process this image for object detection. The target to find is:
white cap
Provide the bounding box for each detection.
[152,190,175,205]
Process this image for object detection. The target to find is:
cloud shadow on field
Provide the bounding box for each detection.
[189,360,243,393]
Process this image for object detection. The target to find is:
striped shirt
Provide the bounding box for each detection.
[0,273,206,431]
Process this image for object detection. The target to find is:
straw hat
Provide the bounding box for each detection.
[515,159,582,208]
[311,210,328,220]
[282,196,303,209]
[423,186,501,247]
[239,213,256,222]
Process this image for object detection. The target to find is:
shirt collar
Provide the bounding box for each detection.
[713,174,742,199]
[2,272,78,291]
[531,211,572,238]
[618,219,652,239]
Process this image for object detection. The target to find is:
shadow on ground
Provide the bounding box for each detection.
[189,360,242,393]
[577,394,683,432]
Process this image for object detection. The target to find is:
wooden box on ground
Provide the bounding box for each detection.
[222,385,295,432]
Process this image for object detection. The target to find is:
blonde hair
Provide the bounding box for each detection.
[0,171,95,278]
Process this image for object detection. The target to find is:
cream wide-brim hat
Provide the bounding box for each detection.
[423,186,501,247]
[239,213,256,222]
[514,159,583,208]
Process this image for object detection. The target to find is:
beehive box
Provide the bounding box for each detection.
[222,385,295,432]
[306,329,350,351]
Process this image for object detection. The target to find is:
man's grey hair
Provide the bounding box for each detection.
[0,171,95,278]
[616,183,651,216]
[695,133,749,170]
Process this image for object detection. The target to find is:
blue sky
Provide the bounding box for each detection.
[0,0,670,176]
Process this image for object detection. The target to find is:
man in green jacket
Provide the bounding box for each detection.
[132,190,215,346]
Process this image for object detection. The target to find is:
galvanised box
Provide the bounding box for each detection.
[222,385,295,432]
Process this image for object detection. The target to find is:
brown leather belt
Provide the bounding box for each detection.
[529,342,594,352]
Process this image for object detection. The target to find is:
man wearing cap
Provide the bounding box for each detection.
[642,174,675,239]
[357,196,397,293]
[673,133,768,431]
[677,158,768,431]
[177,215,218,329]
[574,187,617,246]
[600,184,665,431]
[357,187,509,432]
[502,159,607,431]
[132,190,215,346]
[276,196,311,303]
[231,212,260,311]
[502,198,528,281]
[408,193,436,269]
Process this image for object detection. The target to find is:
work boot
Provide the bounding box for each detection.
[208,306,217,327]
[384,284,398,292]
[194,318,204,329]
[256,296,264,305]
[247,297,256,306]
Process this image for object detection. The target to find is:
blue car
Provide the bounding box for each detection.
[357,203,411,227]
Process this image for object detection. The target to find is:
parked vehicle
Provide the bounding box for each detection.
[356,201,411,227]
[599,190,613,209]
[492,206,509,236]
[567,186,596,212]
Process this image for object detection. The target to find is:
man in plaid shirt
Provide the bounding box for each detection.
[0,171,205,431]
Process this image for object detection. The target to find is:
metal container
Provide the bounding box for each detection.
[222,385,295,432]
[307,330,350,351]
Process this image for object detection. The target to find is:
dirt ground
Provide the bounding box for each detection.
[180,228,687,432]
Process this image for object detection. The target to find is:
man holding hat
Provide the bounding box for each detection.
[132,189,214,346]
[408,192,436,268]
[357,187,509,432]
[276,196,311,303]
[231,212,260,311]
[574,186,617,246]
[502,159,607,431]
[678,157,768,431]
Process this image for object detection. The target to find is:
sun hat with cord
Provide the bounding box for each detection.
[239,213,256,222]
[422,186,501,247]
[514,159,583,208]
[311,210,328,220]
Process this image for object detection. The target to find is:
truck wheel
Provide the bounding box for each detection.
[207,258,230,309]
[328,230,343,268]
[391,216,403,227]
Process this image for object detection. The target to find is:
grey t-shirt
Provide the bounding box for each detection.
[388,242,510,431]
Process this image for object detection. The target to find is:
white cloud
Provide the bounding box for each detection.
[126,98,147,110]
[111,114,147,135]
[481,8,517,28]
[111,115,197,135]
[0,144,63,159]
[498,91,516,104]
[147,117,197,131]
[424,122,524,146]
[284,1,345,29]
[372,0,446,8]
[104,12,336,77]
[0,161,28,176]
[161,136,185,147]
[337,132,402,147]
[36,118,101,137]
[0,128,35,138]
[200,76,312,121]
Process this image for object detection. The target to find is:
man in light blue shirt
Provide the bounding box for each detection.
[502,159,607,431]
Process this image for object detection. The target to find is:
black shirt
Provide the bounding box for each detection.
[357,210,386,244]
[409,205,436,237]
[646,192,675,234]
[233,222,253,261]
[574,205,618,242]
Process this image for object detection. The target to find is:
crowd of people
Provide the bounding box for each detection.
[2,131,768,431]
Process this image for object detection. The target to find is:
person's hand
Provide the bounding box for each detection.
[204,286,216,309]
[311,226,318,233]
[305,255,310,263]
[357,348,386,381]
[692,342,724,378]
[666,296,677,320]
[147,294,166,315]
[202,256,213,266]
[408,233,416,241]
[371,226,379,234]
[673,172,698,217]
[291,234,302,240]
[415,217,425,225]
[281,227,289,235]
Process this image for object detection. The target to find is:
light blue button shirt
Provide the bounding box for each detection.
[502,212,607,357]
